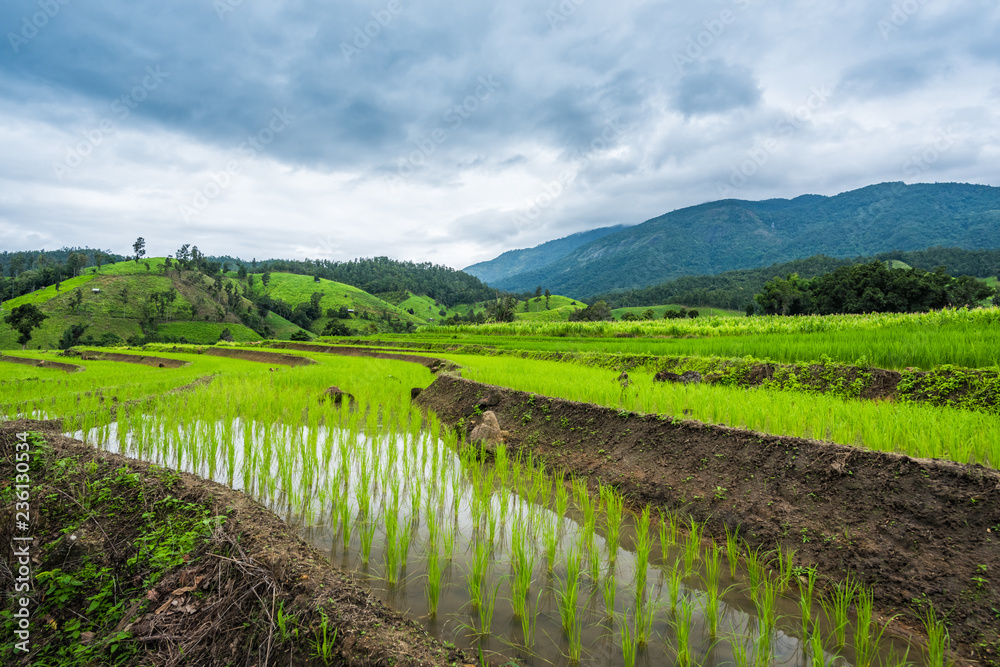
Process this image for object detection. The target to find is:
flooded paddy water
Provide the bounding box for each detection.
[71,412,919,667]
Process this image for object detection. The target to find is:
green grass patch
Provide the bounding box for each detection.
[396,293,461,323]
[2,275,96,309]
[444,353,1000,468]
[392,307,1000,370]
[259,273,424,325]
[158,321,259,344]
[85,258,170,276]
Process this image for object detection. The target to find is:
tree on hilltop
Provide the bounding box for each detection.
[132,237,146,264]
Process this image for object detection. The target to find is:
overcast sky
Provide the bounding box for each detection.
[1,0,998,268]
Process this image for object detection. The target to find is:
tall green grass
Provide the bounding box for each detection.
[451,354,1000,468]
[377,306,1000,369]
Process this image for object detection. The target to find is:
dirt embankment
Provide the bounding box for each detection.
[417,374,1000,666]
[73,351,189,368]
[277,342,452,371]
[203,347,316,367]
[0,354,83,372]
[0,422,475,667]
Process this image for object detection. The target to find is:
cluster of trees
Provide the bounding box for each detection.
[523,286,552,311]
[568,301,613,321]
[595,247,1000,313]
[754,262,996,315]
[1,248,123,302]
[620,307,699,321]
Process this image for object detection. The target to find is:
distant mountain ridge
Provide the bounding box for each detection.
[463,225,625,286]
[467,182,1000,298]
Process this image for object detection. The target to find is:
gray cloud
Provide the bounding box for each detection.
[0,0,997,267]
[672,60,762,116]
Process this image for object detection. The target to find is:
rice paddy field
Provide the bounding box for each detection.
[3,305,997,666]
[368,307,1000,370]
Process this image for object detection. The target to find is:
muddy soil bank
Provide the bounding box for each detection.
[417,374,1000,666]
[71,350,189,368]
[0,421,475,667]
[277,342,452,371]
[203,347,316,366]
[0,353,82,372]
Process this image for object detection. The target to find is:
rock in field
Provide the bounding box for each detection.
[321,386,355,405]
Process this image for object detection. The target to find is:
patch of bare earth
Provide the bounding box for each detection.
[278,342,451,371]
[203,347,316,366]
[74,351,189,368]
[0,353,83,372]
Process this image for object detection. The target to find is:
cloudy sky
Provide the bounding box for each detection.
[1,0,998,268]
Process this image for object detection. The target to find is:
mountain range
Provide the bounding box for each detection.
[463,182,1000,298]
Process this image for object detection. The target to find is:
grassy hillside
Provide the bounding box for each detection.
[512,294,581,322]
[0,260,302,349]
[396,293,464,323]
[86,258,171,276]
[259,273,425,334]
[2,275,97,309]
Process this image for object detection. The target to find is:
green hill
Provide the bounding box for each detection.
[259,255,494,306]
[395,293,464,323]
[472,182,1000,298]
[259,273,426,334]
[0,260,309,349]
[512,294,581,322]
[2,260,445,349]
